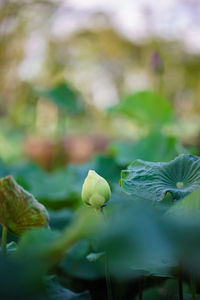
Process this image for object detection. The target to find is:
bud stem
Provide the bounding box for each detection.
[178,263,183,300]
[105,254,113,300]
[101,206,113,300]
[190,274,196,300]
[1,225,7,254]
[139,276,144,300]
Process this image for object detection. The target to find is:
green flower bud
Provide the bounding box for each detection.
[0,176,49,236]
[82,170,111,209]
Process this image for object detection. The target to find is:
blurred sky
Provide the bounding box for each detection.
[51,0,200,53]
[18,0,200,81]
[15,0,200,113]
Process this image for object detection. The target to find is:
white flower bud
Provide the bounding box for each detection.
[82,170,111,209]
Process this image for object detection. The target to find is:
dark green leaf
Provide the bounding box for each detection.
[48,209,74,231]
[11,163,82,209]
[130,256,176,277]
[60,240,104,280]
[136,279,189,300]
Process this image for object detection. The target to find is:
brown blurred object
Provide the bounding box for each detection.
[24,134,110,169]
[63,135,94,164]
[24,135,58,170]
[63,134,110,163]
[91,134,110,152]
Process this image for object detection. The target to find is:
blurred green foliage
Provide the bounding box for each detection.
[1,2,200,299]
[37,83,85,115]
[109,91,174,127]
[109,131,183,166]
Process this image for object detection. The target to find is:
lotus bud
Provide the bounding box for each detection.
[82,170,111,209]
[0,176,49,236]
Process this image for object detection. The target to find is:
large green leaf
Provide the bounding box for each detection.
[130,256,175,277]
[10,163,83,208]
[48,209,74,231]
[108,90,173,126]
[38,82,85,114]
[0,249,91,299]
[121,154,200,202]
[60,240,104,279]
[97,199,174,278]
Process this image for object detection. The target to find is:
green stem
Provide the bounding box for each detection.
[101,206,113,300]
[139,277,144,300]
[1,226,7,254]
[178,265,183,300]
[190,275,196,300]
[105,254,113,300]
